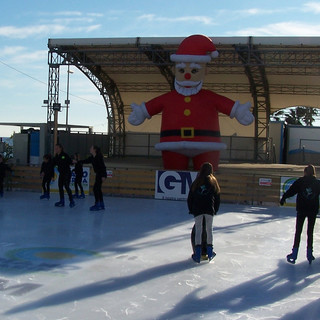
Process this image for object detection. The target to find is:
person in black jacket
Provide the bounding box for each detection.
[187,162,220,262]
[80,145,107,211]
[40,154,54,199]
[72,153,85,199]
[0,154,12,198]
[52,144,75,208]
[280,164,320,264]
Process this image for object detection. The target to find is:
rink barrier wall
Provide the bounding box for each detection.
[8,165,303,205]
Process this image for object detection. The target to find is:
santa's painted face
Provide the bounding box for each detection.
[174,62,207,96]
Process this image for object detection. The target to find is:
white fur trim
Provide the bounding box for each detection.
[155,141,226,157]
[170,54,211,63]
[141,102,151,119]
[211,50,219,58]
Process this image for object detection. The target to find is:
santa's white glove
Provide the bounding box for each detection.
[230,101,254,126]
[128,102,151,126]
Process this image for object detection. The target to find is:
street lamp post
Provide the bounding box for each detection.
[65,65,73,132]
[52,103,61,148]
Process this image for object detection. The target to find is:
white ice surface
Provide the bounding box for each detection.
[0,191,319,320]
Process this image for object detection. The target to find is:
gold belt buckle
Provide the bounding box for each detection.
[181,127,194,138]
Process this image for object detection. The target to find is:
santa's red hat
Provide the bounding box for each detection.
[170,34,219,63]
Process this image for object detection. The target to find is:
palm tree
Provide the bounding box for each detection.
[271,106,320,126]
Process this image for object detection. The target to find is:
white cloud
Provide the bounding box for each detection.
[0,25,65,39]
[231,21,320,36]
[54,11,83,16]
[0,24,101,39]
[138,14,215,25]
[0,46,26,56]
[303,2,320,13]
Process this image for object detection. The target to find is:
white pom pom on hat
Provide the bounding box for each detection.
[170,34,219,63]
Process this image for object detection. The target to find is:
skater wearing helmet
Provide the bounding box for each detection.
[188,162,220,263]
[280,164,320,264]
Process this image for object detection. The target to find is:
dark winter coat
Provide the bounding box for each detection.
[81,153,107,178]
[187,180,220,217]
[0,162,12,179]
[281,176,320,214]
[53,152,72,176]
[73,161,83,177]
[40,160,54,179]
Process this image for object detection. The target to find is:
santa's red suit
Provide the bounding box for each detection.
[145,89,234,170]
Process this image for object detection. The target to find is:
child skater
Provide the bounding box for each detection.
[0,154,12,198]
[280,164,320,264]
[40,154,54,199]
[188,162,220,263]
[80,145,107,211]
[52,144,75,208]
[72,153,85,199]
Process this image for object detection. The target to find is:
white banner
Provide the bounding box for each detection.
[51,166,90,194]
[155,170,198,200]
[280,176,297,206]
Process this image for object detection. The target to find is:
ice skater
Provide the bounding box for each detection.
[80,145,107,211]
[280,164,320,264]
[40,154,54,199]
[0,154,12,198]
[52,144,75,208]
[72,153,85,199]
[187,162,220,263]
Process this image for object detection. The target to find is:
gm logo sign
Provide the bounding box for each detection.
[155,170,197,200]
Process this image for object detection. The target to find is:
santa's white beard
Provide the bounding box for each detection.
[174,79,203,96]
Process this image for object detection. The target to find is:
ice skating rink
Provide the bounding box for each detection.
[0,191,319,320]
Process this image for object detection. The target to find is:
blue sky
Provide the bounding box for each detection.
[1,0,320,137]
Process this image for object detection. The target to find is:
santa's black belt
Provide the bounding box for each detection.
[160,128,220,139]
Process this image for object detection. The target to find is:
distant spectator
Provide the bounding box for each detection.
[72,153,85,199]
[80,145,107,211]
[40,154,54,200]
[0,154,13,197]
[52,144,75,208]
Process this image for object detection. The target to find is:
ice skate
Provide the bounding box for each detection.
[287,247,298,264]
[192,245,201,263]
[207,245,216,262]
[69,200,75,208]
[55,199,65,207]
[307,248,315,264]
[40,193,50,200]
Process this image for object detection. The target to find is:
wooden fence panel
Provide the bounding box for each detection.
[9,165,298,205]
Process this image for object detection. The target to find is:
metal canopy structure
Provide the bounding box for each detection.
[47,36,320,160]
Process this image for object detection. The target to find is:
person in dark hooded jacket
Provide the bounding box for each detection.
[280,164,320,264]
[52,144,75,208]
[188,162,220,262]
[40,153,54,199]
[80,145,107,211]
[0,154,12,197]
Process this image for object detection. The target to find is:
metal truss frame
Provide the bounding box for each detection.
[235,40,271,162]
[46,50,125,157]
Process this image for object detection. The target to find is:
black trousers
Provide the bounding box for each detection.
[74,175,84,194]
[58,172,73,202]
[42,177,51,194]
[93,174,103,203]
[0,177,3,194]
[293,211,317,249]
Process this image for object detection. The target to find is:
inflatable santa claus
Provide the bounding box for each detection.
[129,34,254,171]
